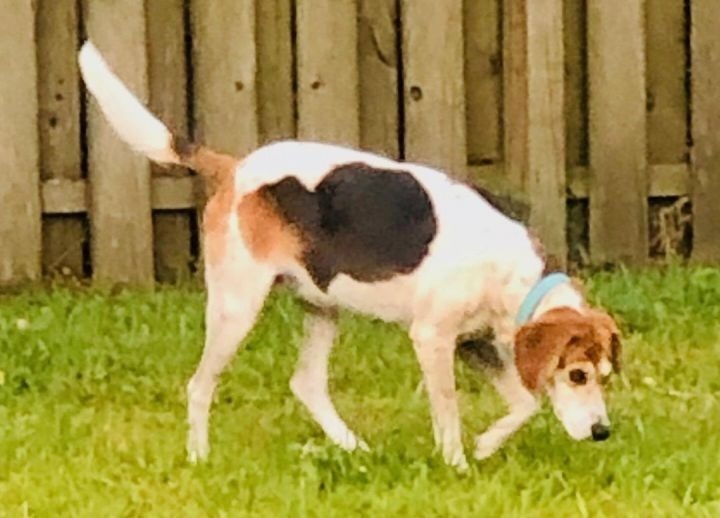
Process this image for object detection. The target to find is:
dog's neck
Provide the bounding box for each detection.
[531,281,585,319]
[489,270,585,347]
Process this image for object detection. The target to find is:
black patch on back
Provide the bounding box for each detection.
[261,162,437,290]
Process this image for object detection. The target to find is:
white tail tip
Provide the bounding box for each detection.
[78,40,176,164]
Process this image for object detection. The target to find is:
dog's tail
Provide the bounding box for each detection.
[78,41,237,186]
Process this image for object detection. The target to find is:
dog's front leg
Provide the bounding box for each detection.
[474,370,539,460]
[410,323,468,471]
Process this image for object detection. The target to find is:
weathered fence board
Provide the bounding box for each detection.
[691,0,720,263]
[464,0,501,165]
[0,1,41,284]
[83,0,154,286]
[588,0,648,264]
[359,0,399,158]
[502,0,527,188]
[191,0,258,155]
[297,0,359,146]
[37,0,85,277]
[2,1,711,282]
[402,0,466,176]
[647,0,687,165]
[257,0,295,144]
[503,0,566,262]
[526,0,566,263]
[147,0,192,282]
[563,0,587,168]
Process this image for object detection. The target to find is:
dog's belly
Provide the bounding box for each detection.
[287,267,418,324]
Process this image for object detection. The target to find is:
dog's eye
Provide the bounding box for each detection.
[569,369,587,385]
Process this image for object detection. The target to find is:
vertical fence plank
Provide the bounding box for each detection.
[257,0,295,144]
[297,0,359,146]
[647,0,687,165]
[147,0,192,282]
[402,0,466,176]
[502,0,528,188]
[588,0,648,264]
[358,0,399,158]
[563,0,587,169]
[464,0,501,165]
[37,0,85,277]
[502,0,566,263]
[691,0,720,262]
[526,0,566,263]
[84,0,154,286]
[0,1,41,284]
[190,0,258,277]
[191,0,258,155]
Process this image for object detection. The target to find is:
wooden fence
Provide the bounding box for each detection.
[1,0,718,286]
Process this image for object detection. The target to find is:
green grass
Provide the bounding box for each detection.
[1,266,719,517]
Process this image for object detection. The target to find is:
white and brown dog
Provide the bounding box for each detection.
[79,42,621,470]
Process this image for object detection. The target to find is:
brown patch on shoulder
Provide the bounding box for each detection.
[237,190,302,264]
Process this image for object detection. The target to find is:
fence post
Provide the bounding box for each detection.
[257,0,295,144]
[84,0,154,287]
[402,0,466,176]
[37,0,84,277]
[190,0,258,277]
[588,0,648,264]
[297,0,359,146]
[359,0,399,158]
[190,0,258,155]
[147,0,192,283]
[0,1,41,284]
[691,0,720,263]
[646,0,687,166]
[503,0,566,264]
[464,0,502,166]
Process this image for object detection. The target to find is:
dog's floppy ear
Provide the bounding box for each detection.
[514,308,582,392]
[610,333,622,373]
[589,309,622,373]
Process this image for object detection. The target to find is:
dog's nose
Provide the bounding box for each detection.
[591,422,611,441]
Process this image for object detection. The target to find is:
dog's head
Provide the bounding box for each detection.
[514,306,621,442]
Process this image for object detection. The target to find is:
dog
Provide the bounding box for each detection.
[78,41,621,470]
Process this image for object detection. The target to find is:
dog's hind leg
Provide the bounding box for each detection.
[186,263,275,463]
[290,308,368,452]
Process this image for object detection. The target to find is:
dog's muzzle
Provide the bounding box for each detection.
[591,422,611,441]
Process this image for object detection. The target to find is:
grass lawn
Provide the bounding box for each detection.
[1,266,719,516]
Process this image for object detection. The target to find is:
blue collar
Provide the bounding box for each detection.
[515,272,571,326]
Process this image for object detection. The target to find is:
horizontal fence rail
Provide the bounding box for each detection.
[0,0,716,286]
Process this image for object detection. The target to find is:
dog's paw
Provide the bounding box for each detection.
[441,445,469,472]
[336,432,370,453]
[447,451,469,472]
[473,434,499,461]
[186,435,209,464]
